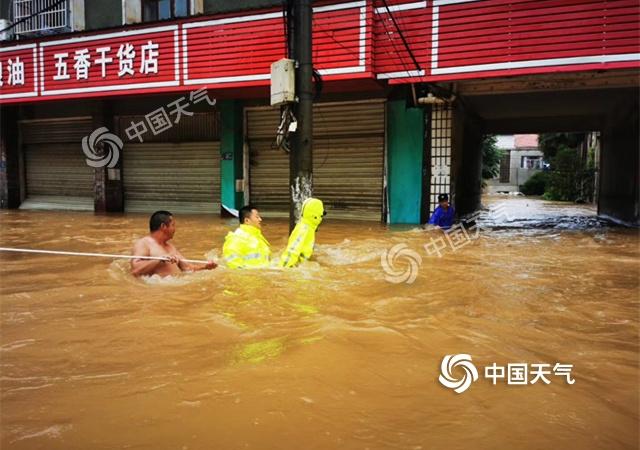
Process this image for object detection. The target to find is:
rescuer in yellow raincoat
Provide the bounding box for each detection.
[280,198,326,268]
[222,205,271,269]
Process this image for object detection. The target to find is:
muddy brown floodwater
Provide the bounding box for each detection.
[0,197,638,450]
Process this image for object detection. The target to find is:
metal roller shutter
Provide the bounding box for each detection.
[20,117,94,211]
[123,142,221,214]
[246,108,289,212]
[246,99,385,220]
[314,100,385,220]
[119,111,221,214]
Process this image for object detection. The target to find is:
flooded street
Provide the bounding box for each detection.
[0,197,638,450]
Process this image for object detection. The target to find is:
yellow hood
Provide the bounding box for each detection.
[301,198,325,229]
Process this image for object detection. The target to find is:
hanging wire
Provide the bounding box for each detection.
[273,104,296,152]
[377,1,421,88]
[282,0,289,57]
[380,0,422,74]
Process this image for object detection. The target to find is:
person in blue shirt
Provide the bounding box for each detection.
[428,193,455,229]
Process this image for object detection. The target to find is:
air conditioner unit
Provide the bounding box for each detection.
[0,19,14,41]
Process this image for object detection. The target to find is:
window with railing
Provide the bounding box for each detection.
[13,0,70,36]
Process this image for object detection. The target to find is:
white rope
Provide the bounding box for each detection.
[0,247,211,265]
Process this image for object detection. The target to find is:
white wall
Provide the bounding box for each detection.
[496,135,515,150]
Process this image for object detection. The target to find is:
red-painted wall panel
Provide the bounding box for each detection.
[388,0,638,84]
[1,0,638,103]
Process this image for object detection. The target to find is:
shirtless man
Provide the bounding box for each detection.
[131,210,217,277]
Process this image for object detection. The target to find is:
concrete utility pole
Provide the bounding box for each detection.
[287,0,313,232]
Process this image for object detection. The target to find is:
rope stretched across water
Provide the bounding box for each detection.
[0,247,211,264]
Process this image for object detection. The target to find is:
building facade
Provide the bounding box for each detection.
[488,134,544,193]
[1,0,638,224]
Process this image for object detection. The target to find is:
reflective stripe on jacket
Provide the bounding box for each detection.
[280,222,315,268]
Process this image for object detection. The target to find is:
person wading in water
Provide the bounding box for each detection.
[131,210,217,277]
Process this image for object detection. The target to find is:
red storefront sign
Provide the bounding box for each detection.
[0,1,372,104]
[182,1,370,88]
[1,0,638,103]
[0,43,38,100]
[431,0,640,76]
[380,0,640,84]
[39,25,180,98]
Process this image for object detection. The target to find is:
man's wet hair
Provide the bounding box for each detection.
[150,210,173,232]
[239,205,257,224]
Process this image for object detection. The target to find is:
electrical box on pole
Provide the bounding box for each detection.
[270,58,296,106]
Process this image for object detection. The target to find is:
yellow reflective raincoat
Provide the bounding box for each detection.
[280,198,326,268]
[223,224,271,269]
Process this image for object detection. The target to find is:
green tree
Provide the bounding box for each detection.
[520,171,548,196]
[481,135,502,180]
[544,147,580,201]
[539,132,586,159]
[538,132,594,202]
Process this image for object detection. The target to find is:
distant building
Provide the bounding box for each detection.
[487,134,545,193]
